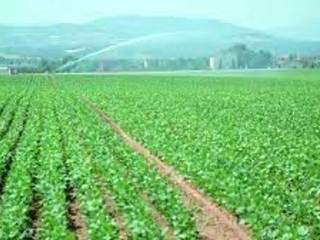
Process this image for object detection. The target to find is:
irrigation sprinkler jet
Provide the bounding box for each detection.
[56,31,186,72]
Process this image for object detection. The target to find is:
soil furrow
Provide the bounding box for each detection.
[97,178,128,240]
[0,97,23,140]
[141,193,175,240]
[101,146,176,239]
[83,97,250,240]
[24,192,42,240]
[55,110,88,240]
[62,103,126,240]
[24,139,42,240]
[0,103,30,197]
[66,186,88,240]
[0,96,12,118]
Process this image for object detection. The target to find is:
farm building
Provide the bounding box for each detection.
[0,66,9,74]
[0,66,17,75]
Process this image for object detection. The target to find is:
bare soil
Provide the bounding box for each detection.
[67,188,88,240]
[24,193,42,240]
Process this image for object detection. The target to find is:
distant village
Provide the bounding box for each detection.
[1,44,320,74]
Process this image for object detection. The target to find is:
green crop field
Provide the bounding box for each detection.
[0,70,319,239]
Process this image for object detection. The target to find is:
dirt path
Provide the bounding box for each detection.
[83,98,250,240]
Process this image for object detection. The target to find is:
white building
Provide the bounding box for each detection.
[209,57,216,70]
[143,58,149,69]
[0,66,9,74]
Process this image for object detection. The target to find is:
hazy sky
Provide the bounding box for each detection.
[0,0,319,30]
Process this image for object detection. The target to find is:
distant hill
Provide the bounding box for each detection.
[269,21,320,42]
[0,16,320,59]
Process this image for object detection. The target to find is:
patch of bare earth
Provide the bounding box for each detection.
[83,98,251,240]
[24,193,42,240]
[67,187,88,240]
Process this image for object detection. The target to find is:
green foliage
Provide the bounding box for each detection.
[215,44,273,69]
[75,70,320,239]
[0,75,199,239]
[1,71,320,239]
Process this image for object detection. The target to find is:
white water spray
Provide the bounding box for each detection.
[57,31,185,71]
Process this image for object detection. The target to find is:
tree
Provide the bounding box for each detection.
[249,50,273,68]
[39,59,60,73]
[62,55,76,65]
[215,44,273,69]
